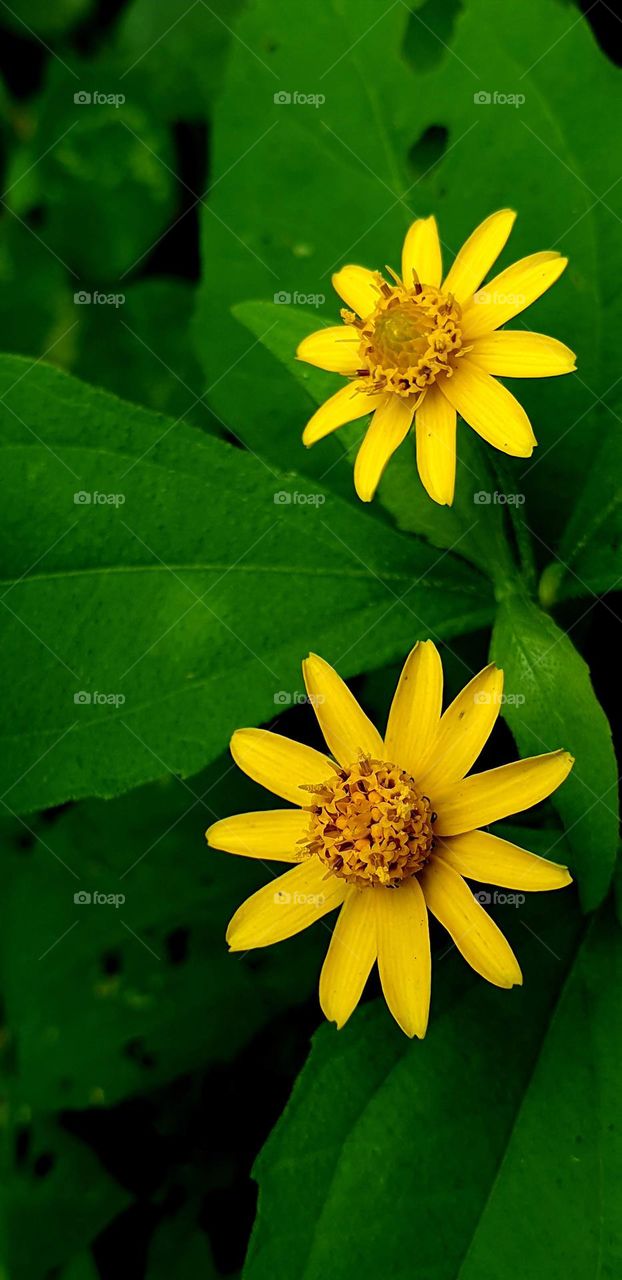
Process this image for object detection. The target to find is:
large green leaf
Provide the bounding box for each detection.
[243,867,604,1279]
[0,753,326,1112]
[0,355,492,812]
[198,0,622,542]
[491,595,618,910]
[0,1115,128,1280]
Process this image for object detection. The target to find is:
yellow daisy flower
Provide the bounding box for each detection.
[296,210,576,506]
[206,642,574,1038]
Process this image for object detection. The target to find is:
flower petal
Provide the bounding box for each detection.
[421,858,522,987]
[296,326,362,374]
[417,663,504,795]
[353,394,415,502]
[461,251,568,339]
[439,360,536,457]
[435,829,572,891]
[302,652,383,766]
[319,889,377,1028]
[206,809,310,862]
[302,384,384,447]
[231,728,333,805]
[442,209,516,306]
[332,265,381,318]
[384,640,443,779]
[468,330,576,378]
[402,215,442,288]
[433,750,574,837]
[415,385,457,505]
[376,876,431,1037]
[226,857,346,950]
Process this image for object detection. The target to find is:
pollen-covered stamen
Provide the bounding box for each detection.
[344,274,466,399]
[301,756,436,889]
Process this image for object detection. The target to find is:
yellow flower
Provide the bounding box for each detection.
[296,210,575,506]
[206,642,574,1039]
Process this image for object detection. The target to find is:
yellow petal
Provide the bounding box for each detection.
[417,664,504,795]
[302,652,383,767]
[353,395,415,502]
[384,640,443,779]
[402,215,442,288]
[439,360,536,457]
[442,209,516,306]
[435,830,572,891]
[206,809,310,862]
[421,858,522,988]
[433,750,574,837]
[461,251,568,340]
[376,876,431,1037]
[231,728,333,805]
[319,889,377,1029]
[468,330,576,378]
[227,856,346,950]
[415,385,457,505]
[302,384,383,447]
[332,265,381,318]
[296,326,362,374]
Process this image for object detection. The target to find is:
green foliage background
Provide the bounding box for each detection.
[0,0,620,1275]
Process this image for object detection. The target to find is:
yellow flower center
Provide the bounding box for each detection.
[303,756,436,889]
[346,274,465,399]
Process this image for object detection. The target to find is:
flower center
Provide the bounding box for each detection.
[346,274,465,399]
[302,756,436,888]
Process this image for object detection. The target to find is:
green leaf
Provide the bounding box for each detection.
[491,595,618,910]
[243,879,594,1280]
[0,756,325,1111]
[0,1116,128,1280]
[541,408,622,604]
[0,0,92,37]
[73,279,216,432]
[0,355,493,812]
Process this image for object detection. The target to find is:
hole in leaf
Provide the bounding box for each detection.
[402,0,464,72]
[34,1151,55,1178]
[165,927,189,966]
[407,124,448,180]
[101,948,123,976]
